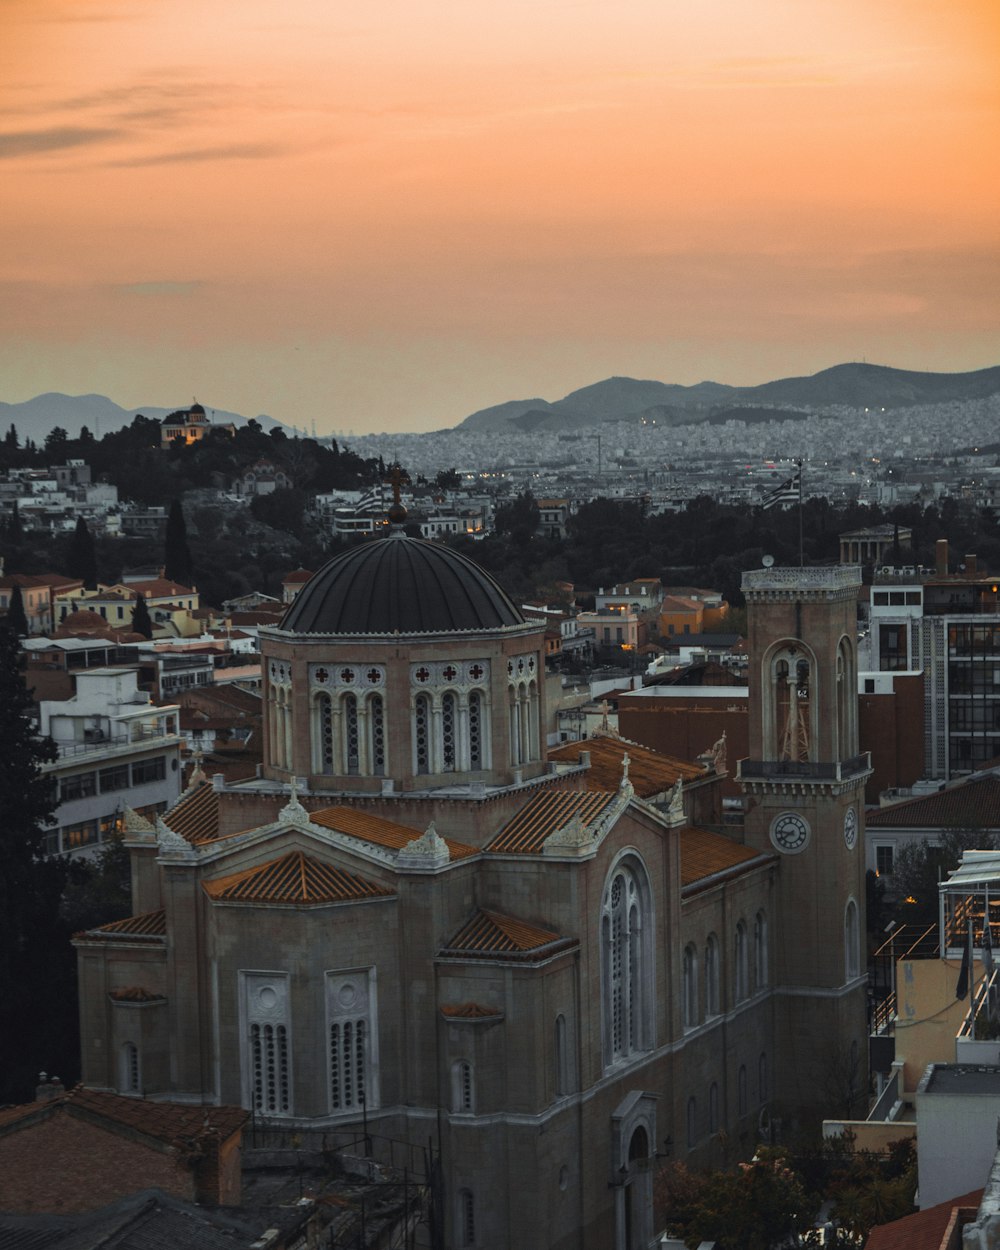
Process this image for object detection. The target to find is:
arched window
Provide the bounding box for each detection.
[315,692,334,773]
[709,1082,719,1134]
[686,1095,697,1149]
[705,934,720,1016]
[759,1052,768,1105]
[441,692,457,770]
[469,690,484,769]
[738,1064,748,1116]
[754,911,768,991]
[369,694,385,776]
[452,1060,473,1113]
[683,944,699,1029]
[766,644,817,763]
[342,693,360,775]
[414,694,430,774]
[734,921,749,1003]
[459,1189,476,1247]
[555,1014,570,1097]
[845,898,860,980]
[120,1041,140,1093]
[837,636,857,759]
[601,857,653,1066]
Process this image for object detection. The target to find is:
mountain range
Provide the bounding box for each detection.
[456,363,1000,433]
[3,363,999,444]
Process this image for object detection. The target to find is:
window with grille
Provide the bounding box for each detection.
[415,695,430,773]
[452,1060,473,1112]
[121,1042,140,1093]
[343,694,360,775]
[469,691,483,769]
[734,921,749,1003]
[442,692,456,770]
[242,974,291,1116]
[754,912,768,990]
[327,970,376,1114]
[705,934,720,1015]
[317,694,333,770]
[369,695,385,775]
[601,858,652,1066]
[460,1190,475,1246]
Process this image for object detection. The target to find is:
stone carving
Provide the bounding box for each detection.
[279,776,310,826]
[544,814,595,851]
[122,806,155,837]
[667,777,684,820]
[155,816,193,855]
[397,822,450,869]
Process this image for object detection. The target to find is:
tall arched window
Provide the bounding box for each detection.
[766,644,817,762]
[705,933,720,1016]
[469,690,484,769]
[414,694,431,774]
[369,694,385,776]
[759,1052,768,1104]
[452,1060,473,1113]
[837,636,857,759]
[686,1095,697,1149]
[601,857,653,1066]
[459,1190,476,1247]
[738,1064,748,1116]
[555,1014,570,1097]
[441,692,457,770]
[342,693,360,775]
[734,921,749,1003]
[709,1082,719,1134]
[120,1041,140,1093]
[683,944,699,1029]
[315,693,334,773]
[754,911,768,991]
[845,898,860,980]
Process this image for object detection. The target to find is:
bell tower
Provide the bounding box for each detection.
[738,565,870,1121]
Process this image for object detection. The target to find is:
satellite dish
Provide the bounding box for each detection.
[762,554,775,568]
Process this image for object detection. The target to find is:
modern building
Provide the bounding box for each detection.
[74,529,869,1250]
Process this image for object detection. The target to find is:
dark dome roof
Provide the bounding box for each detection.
[280,534,525,634]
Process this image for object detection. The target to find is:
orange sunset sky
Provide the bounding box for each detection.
[2,0,998,433]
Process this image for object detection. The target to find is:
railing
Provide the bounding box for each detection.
[868,1070,899,1121]
[50,726,177,759]
[871,992,896,1036]
[737,752,871,782]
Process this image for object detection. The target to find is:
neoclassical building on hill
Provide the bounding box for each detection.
[75,525,869,1250]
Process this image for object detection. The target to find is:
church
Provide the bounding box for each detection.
[75,511,870,1250]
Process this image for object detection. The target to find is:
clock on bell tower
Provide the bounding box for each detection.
[738,565,871,1120]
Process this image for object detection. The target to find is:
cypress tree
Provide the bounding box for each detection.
[8,501,23,542]
[68,517,97,589]
[131,592,153,639]
[164,499,193,587]
[6,584,28,637]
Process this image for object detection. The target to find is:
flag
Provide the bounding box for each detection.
[761,465,801,511]
[956,917,972,1000]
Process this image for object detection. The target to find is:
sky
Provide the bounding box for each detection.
[2,0,998,434]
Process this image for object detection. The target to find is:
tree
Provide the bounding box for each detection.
[164,499,193,586]
[434,467,461,491]
[891,828,1000,927]
[43,426,69,459]
[0,622,69,1101]
[8,500,23,542]
[6,584,28,637]
[67,516,97,589]
[131,592,153,638]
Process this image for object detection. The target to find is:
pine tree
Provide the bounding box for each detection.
[68,517,97,589]
[6,584,28,637]
[131,592,153,639]
[0,622,68,1100]
[164,499,193,587]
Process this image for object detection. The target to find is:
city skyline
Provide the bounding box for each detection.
[3,0,998,434]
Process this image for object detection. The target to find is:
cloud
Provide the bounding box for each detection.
[105,141,290,167]
[0,126,121,158]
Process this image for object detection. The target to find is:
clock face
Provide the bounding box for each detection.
[843,806,858,851]
[770,812,810,854]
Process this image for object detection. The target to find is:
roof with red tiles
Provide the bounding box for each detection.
[164,782,222,844]
[309,804,477,860]
[282,568,314,583]
[203,850,395,905]
[108,986,165,1002]
[487,789,616,854]
[75,910,167,942]
[440,1002,502,1019]
[112,578,197,598]
[867,774,1000,830]
[0,1085,248,1151]
[547,733,704,797]
[681,828,771,888]
[865,1189,982,1250]
[441,909,575,960]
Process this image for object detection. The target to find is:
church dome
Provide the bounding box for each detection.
[280,533,524,635]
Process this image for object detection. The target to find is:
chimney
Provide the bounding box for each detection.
[935,538,949,576]
[966,554,978,576]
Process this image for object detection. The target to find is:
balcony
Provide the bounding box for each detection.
[737,752,871,783]
[48,725,179,762]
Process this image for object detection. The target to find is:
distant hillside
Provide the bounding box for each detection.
[455,363,1000,433]
[0,393,288,443]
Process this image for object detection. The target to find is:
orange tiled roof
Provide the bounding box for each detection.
[440,1002,502,1018]
[76,910,167,941]
[108,986,165,1002]
[681,828,769,888]
[0,1085,248,1150]
[310,804,477,859]
[442,908,574,959]
[865,1189,982,1250]
[164,782,221,843]
[547,734,703,797]
[487,789,615,854]
[867,774,1000,830]
[203,850,394,905]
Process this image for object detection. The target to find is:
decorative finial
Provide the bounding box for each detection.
[621,752,630,784]
[386,463,408,529]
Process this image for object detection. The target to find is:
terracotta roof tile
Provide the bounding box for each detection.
[310,804,477,860]
[487,789,615,854]
[75,910,167,941]
[108,986,165,1002]
[203,851,394,905]
[66,1086,246,1149]
[164,782,222,844]
[547,734,703,797]
[867,775,1000,830]
[681,828,770,888]
[865,1189,982,1250]
[441,908,575,960]
[440,1002,502,1018]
